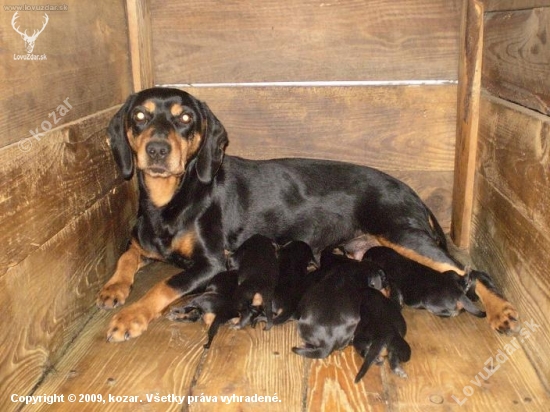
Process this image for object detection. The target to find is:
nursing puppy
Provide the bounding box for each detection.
[353,288,411,383]
[271,241,315,325]
[167,270,239,348]
[364,246,485,318]
[229,234,279,330]
[292,252,387,359]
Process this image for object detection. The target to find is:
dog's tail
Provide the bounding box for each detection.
[354,339,386,383]
[459,295,486,318]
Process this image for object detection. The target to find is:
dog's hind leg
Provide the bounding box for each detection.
[388,336,411,378]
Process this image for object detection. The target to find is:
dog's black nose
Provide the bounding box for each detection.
[146,141,171,160]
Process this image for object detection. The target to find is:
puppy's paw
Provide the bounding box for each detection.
[165,306,201,323]
[106,304,153,342]
[392,366,408,379]
[97,282,132,309]
[488,301,520,335]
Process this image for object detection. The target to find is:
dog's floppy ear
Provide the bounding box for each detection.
[108,94,137,180]
[196,101,229,184]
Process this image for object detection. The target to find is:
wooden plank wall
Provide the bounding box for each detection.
[0,0,136,407]
[0,0,132,149]
[150,0,462,231]
[469,0,550,391]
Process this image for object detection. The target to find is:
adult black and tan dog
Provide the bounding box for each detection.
[98,87,518,342]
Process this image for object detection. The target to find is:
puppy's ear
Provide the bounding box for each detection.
[108,94,136,180]
[196,101,229,184]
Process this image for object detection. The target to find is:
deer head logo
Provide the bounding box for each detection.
[11,12,49,54]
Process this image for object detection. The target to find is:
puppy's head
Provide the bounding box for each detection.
[108,87,228,183]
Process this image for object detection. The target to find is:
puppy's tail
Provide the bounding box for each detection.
[459,295,486,318]
[354,339,386,383]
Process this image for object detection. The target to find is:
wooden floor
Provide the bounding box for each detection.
[24,262,549,412]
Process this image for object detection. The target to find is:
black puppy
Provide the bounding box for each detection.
[229,234,279,330]
[364,246,485,318]
[353,288,411,383]
[292,251,387,359]
[166,270,239,348]
[270,241,315,325]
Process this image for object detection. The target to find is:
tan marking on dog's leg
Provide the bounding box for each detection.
[107,280,182,342]
[203,312,216,327]
[171,231,196,258]
[97,241,148,309]
[475,282,519,333]
[376,237,465,275]
[252,293,263,306]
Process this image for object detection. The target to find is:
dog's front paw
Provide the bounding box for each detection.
[106,304,153,342]
[488,300,520,335]
[97,282,132,309]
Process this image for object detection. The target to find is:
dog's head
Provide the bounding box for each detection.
[108,87,228,183]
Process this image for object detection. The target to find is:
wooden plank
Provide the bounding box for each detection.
[21,264,549,411]
[482,8,550,115]
[189,322,305,412]
[187,86,457,172]
[0,0,132,149]
[305,346,387,412]
[386,307,549,410]
[151,0,461,84]
[0,107,126,275]
[451,0,484,249]
[470,175,550,392]
[0,182,137,410]
[482,0,550,12]
[23,263,205,412]
[188,86,457,231]
[126,0,154,91]
[477,93,550,233]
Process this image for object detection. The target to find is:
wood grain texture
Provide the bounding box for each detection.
[190,322,305,412]
[0,182,137,410]
[482,0,550,12]
[473,95,550,390]
[477,93,550,232]
[451,0,484,249]
[482,8,550,115]
[0,0,132,149]
[470,175,550,393]
[0,107,125,275]
[126,0,154,91]
[22,263,203,412]
[306,346,387,412]
[151,0,461,84]
[386,308,549,411]
[187,85,457,230]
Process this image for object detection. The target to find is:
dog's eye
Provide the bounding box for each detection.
[133,111,147,124]
[179,113,192,125]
